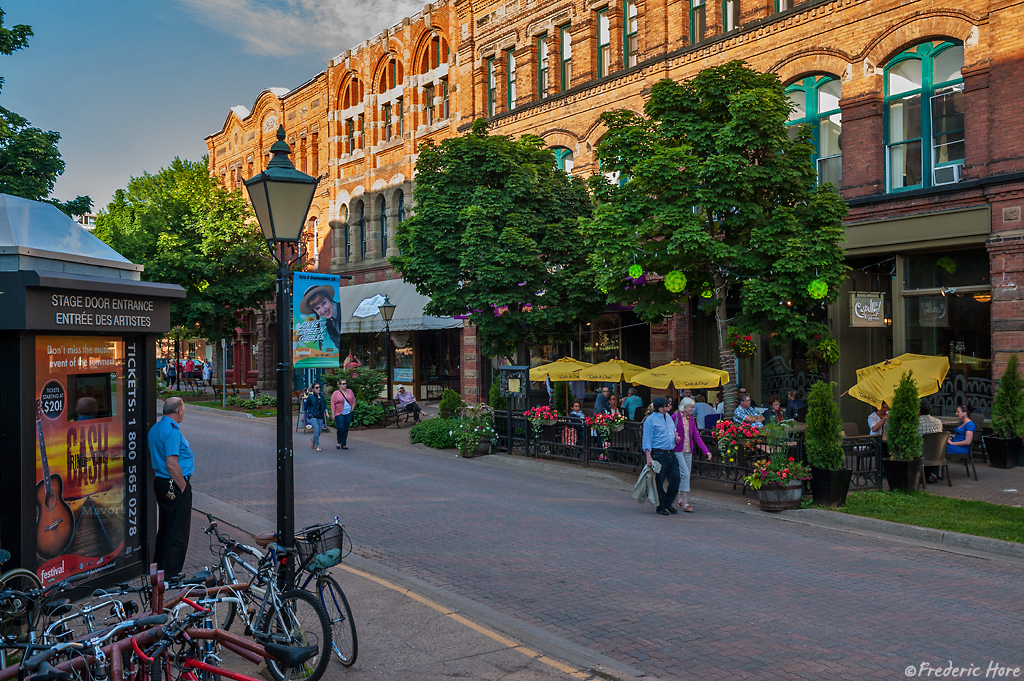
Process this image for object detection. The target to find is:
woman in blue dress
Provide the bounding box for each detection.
[945,404,976,481]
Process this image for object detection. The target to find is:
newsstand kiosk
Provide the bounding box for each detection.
[0,194,185,588]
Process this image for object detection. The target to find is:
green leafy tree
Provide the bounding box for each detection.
[580,62,848,402]
[393,120,603,361]
[990,353,1024,439]
[0,8,90,216]
[887,371,923,461]
[804,381,843,470]
[93,157,275,341]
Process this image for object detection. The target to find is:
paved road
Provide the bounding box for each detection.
[179,408,1024,679]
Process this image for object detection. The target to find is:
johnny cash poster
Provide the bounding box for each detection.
[293,272,342,368]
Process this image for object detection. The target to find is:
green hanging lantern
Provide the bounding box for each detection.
[628,264,643,279]
[664,271,686,293]
[701,283,713,299]
[808,278,828,299]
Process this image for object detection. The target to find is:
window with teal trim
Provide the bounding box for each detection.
[379,196,388,255]
[723,0,739,32]
[486,57,496,117]
[553,147,574,174]
[559,26,572,90]
[596,10,610,77]
[537,35,549,97]
[624,0,637,67]
[689,0,706,45]
[786,76,842,187]
[506,48,517,109]
[884,42,964,191]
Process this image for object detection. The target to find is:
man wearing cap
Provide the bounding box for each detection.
[299,284,342,351]
[394,385,422,423]
[642,397,682,516]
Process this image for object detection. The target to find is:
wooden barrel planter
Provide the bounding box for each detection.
[757,480,804,512]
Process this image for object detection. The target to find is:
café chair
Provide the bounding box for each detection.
[920,432,951,488]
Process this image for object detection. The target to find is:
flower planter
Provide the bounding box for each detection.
[983,436,1020,470]
[882,457,924,491]
[809,467,853,507]
[756,480,803,512]
[611,423,625,432]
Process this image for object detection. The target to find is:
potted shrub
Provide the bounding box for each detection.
[804,381,852,506]
[744,422,811,511]
[882,371,924,491]
[985,353,1024,469]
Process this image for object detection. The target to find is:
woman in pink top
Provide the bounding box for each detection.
[331,379,356,449]
[671,397,711,512]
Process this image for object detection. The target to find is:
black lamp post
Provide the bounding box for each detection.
[243,125,317,588]
[378,296,396,401]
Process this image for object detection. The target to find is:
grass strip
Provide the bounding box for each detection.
[192,400,277,418]
[827,490,1024,544]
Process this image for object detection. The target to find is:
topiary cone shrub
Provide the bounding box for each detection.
[805,381,844,470]
[439,388,464,419]
[990,353,1024,439]
[887,370,923,461]
[489,379,504,410]
[552,380,569,412]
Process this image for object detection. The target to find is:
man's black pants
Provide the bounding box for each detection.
[652,449,680,513]
[153,477,192,577]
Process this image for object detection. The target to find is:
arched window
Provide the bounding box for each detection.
[397,190,405,224]
[379,196,388,255]
[786,76,842,186]
[358,202,367,260]
[421,35,449,72]
[553,147,574,174]
[885,41,964,191]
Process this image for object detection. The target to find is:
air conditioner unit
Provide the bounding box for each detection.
[933,164,963,186]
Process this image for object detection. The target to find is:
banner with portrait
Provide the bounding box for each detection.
[34,336,126,585]
[293,272,342,368]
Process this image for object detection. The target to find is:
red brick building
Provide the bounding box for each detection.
[206,0,1021,421]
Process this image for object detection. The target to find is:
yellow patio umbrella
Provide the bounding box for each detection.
[846,353,950,408]
[528,357,593,381]
[629,360,730,390]
[577,359,649,383]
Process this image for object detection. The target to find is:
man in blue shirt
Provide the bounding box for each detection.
[149,397,196,577]
[642,397,681,515]
[622,388,643,420]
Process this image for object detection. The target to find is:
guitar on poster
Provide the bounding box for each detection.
[35,399,75,559]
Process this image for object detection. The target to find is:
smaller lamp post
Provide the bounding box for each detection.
[243,125,317,589]
[378,296,396,401]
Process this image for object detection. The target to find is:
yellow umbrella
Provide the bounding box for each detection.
[528,357,592,381]
[577,359,649,383]
[846,353,950,408]
[629,360,730,390]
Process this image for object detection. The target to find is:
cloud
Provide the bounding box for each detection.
[176,0,425,58]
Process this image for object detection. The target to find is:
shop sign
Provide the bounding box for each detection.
[293,272,342,368]
[650,319,669,335]
[394,367,413,382]
[918,297,950,327]
[25,290,170,333]
[33,336,139,585]
[850,292,885,327]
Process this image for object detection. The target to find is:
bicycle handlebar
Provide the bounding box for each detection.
[26,661,69,681]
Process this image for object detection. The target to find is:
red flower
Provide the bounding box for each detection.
[788,457,795,461]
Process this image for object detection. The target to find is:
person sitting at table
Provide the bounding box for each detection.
[622,388,643,420]
[764,395,786,425]
[692,394,716,425]
[568,400,586,420]
[919,400,945,483]
[737,386,757,408]
[733,394,765,428]
[945,404,976,479]
[394,385,423,423]
[784,389,806,419]
[868,402,888,436]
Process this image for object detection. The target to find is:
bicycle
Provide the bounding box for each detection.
[202,517,330,681]
[0,549,43,645]
[292,521,357,667]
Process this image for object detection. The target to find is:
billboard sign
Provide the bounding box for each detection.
[293,272,342,368]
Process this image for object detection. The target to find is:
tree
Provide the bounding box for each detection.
[580,62,848,402]
[392,120,604,360]
[93,157,275,341]
[0,7,91,217]
[887,371,923,461]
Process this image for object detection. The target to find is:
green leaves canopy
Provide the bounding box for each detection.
[581,61,848,344]
[93,157,275,341]
[392,120,604,358]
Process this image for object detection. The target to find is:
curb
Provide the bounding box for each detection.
[192,492,645,680]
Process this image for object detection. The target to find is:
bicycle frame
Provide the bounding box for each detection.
[179,657,262,681]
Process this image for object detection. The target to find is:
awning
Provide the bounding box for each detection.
[334,278,463,333]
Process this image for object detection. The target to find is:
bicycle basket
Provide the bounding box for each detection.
[295,522,346,568]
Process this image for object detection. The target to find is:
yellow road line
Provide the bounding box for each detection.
[338,563,596,680]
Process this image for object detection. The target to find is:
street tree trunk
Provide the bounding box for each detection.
[715,276,738,415]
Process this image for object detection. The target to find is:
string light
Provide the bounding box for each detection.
[665,271,687,293]
[628,264,643,279]
[808,279,828,299]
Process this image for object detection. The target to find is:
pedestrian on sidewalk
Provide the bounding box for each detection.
[671,397,711,513]
[332,379,356,450]
[149,397,194,578]
[305,382,329,451]
[642,397,681,516]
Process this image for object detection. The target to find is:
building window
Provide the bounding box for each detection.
[553,147,574,174]
[537,35,549,98]
[359,203,367,260]
[311,132,318,175]
[357,114,365,149]
[346,120,355,154]
[380,197,388,255]
[425,84,435,125]
[396,97,404,135]
[398,191,405,223]
[506,48,517,109]
[885,42,964,191]
[596,10,610,78]
[723,0,739,32]
[441,77,449,119]
[487,57,497,116]
[623,1,637,67]
[690,0,706,45]
[775,0,791,11]
[559,26,571,90]
[345,220,351,263]
[786,76,842,187]
[383,102,392,140]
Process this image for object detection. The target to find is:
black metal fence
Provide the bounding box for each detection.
[493,412,884,492]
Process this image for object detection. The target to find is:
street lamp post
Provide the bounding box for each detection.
[243,125,318,588]
[378,296,396,402]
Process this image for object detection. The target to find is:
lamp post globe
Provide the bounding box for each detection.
[242,125,318,588]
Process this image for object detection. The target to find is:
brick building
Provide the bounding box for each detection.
[206,0,1022,422]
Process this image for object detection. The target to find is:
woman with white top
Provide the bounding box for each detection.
[671,397,711,512]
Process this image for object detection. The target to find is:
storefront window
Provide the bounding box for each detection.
[372,333,387,371]
[251,342,259,372]
[905,251,989,289]
[581,314,621,367]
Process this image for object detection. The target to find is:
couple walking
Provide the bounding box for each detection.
[642,397,710,515]
[304,380,357,451]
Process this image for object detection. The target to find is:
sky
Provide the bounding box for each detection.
[0,0,422,212]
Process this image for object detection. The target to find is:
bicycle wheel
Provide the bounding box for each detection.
[212,556,239,630]
[317,576,356,667]
[259,589,331,681]
[0,568,43,641]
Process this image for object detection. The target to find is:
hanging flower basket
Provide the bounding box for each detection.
[728,329,756,357]
[523,406,559,436]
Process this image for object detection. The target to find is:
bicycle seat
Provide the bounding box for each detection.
[28,662,69,681]
[41,598,72,617]
[0,549,9,565]
[264,642,318,668]
[254,531,276,548]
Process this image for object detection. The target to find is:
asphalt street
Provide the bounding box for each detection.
[177,407,1024,679]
